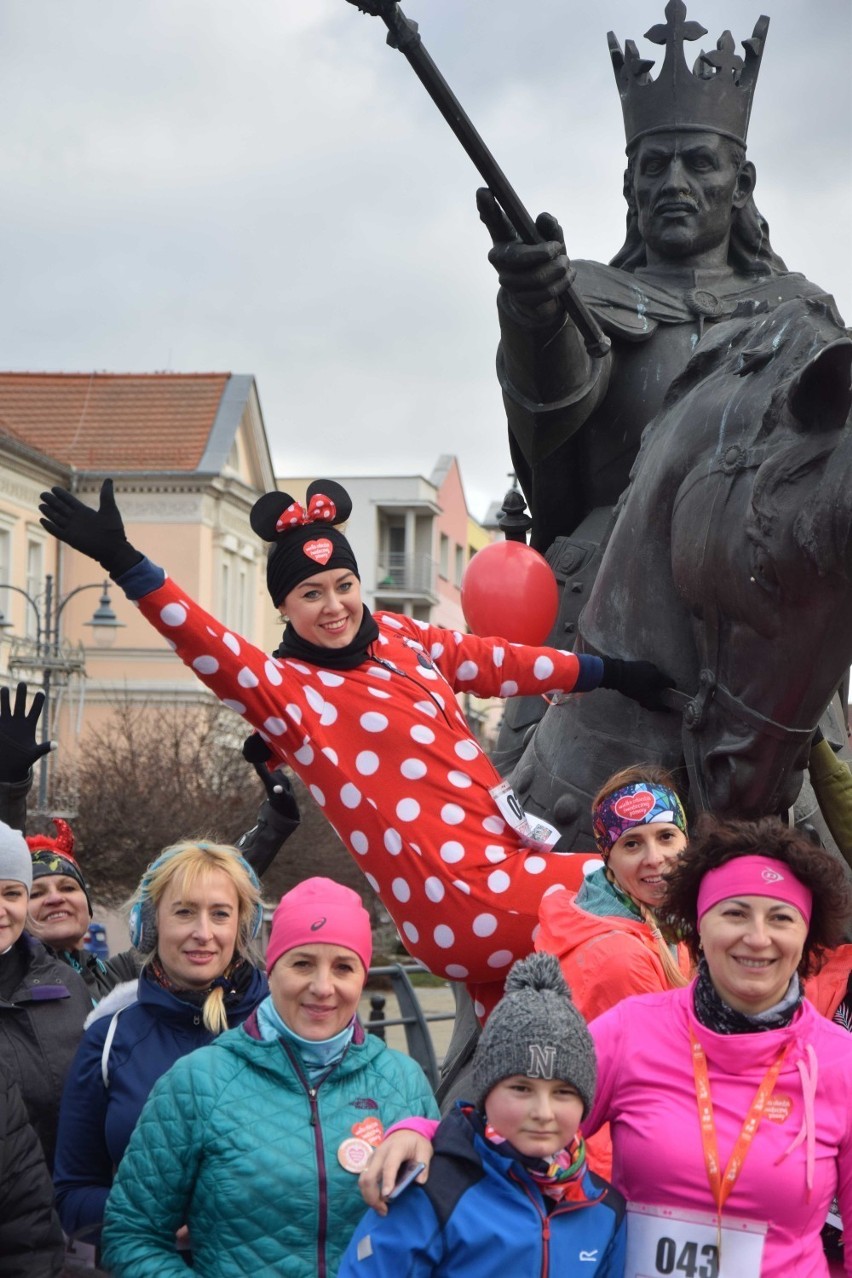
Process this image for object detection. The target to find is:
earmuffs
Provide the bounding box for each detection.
[128,843,263,953]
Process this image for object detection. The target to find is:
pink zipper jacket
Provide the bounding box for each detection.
[586,983,852,1277]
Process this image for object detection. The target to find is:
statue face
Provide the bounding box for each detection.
[631,130,754,267]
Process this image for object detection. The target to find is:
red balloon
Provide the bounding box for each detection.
[461,540,559,645]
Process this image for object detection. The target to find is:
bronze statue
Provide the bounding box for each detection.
[483,1,845,774]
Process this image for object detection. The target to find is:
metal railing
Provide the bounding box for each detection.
[364,962,458,1091]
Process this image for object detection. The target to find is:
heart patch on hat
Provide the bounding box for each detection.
[303,539,333,565]
[614,790,655,822]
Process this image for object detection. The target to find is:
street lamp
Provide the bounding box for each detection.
[0,574,124,808]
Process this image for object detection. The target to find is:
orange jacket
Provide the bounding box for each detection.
[804,943,852,1022]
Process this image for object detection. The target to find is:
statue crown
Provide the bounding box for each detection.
[608,0,769,150]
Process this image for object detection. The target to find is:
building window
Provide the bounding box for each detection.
[26,539,44,639]
[454,544,465,588]
[0,528,10,622]
[439,533,449,579]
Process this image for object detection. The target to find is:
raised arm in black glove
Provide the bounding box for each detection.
[236,733,301,877]
[598,657,674,712]
[39,478,142,579]
[0,682,52,785]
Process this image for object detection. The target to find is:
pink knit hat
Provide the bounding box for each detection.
[266,877,373,974]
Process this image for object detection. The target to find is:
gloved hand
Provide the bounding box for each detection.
[477,188,576,323]
[243,733,300,822]
[39,478,142,578]
[599,657,674,712]
[0,682,53,783]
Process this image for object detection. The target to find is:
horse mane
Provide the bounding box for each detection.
[751,431,852,578]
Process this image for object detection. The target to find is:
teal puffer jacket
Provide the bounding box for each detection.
[101,1013,438,1278]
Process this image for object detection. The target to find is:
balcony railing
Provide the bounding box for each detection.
[375,552,437,598]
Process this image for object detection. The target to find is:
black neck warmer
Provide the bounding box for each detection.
[274,605,380,671]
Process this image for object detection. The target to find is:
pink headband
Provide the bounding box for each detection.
[696,856,813,926]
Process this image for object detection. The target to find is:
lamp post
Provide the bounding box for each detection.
[0,574,123,808]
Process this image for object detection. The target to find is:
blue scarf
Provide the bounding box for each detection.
[256,994,355,1083]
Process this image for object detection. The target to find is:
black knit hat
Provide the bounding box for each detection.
[250,480,359,608]
[472,952,597,1117]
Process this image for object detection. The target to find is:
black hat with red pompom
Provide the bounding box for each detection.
[250,480,360,608]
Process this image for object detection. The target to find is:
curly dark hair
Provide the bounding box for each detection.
[662,814,852,976]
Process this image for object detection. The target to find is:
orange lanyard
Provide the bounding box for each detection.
[689,1027,789,1214]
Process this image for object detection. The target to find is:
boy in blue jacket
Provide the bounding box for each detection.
[338,952,626,1277]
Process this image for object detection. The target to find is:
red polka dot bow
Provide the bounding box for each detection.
[275,492,338,533]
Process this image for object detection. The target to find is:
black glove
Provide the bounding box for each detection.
[0,682,53,783]
[477,188,576,319]
[243,733,300,822]
[39,478,142,578]
[599,657,674,712]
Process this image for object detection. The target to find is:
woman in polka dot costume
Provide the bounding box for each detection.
[39,478,671,1019]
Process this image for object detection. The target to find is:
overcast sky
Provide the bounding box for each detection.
[0,0,849,519]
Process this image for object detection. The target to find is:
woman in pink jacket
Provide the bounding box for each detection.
[363,815,852,1277]
[38,478,669,1020]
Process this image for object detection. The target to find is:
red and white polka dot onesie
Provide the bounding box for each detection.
[123,559,597,1018]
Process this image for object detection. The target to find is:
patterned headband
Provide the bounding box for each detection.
[593,781,687,856]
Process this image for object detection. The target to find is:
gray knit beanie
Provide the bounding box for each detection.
[0,822,32,893]
[472,952,596,1117]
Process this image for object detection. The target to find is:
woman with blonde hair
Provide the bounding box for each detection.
[52,839,267,1255]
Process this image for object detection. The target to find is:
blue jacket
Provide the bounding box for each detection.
[101,1012,439,1278]
[338,1104,627,1278]
[53,962,267,1244]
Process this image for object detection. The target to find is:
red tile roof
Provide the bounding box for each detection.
[0,372,231,472]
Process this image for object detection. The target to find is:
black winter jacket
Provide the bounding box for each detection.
[0,1068,64,1277]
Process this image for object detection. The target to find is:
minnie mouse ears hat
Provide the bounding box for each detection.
[250,480,360,608]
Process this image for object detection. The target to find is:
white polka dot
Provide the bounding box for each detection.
[488,870,511,894]
[524,856,547,875]
[264,659,283,686]
[288,662,311,675]
[222,698,246,714]
[473,913,498,937]
[318,670,345,687]
[305,687,324,713]
[414,700,438,719]
[456,661,478,681]
[499,681,519,696]
[396,798,420,822]
[351,831,369,855]
[368,665,392,681]
[583,859,602,878]
[294,742,314,765]
[365,872,380,891]
[383,616,403,630]
[401,758,427,780]
[454,740,479,761]
[441,804,465,826]
[485,845,506,863]
[285,704,302,724]
[445,964,468,979]
[223,632,240,654]
[452,879,471,895]
[384,829,403,855]
[341,783,362,809]
[160,603,187,627]
[309,785,326,806]
[361,712,389,733]
[368,687,392,699]
[419,668,438,682]
[322,747,339,765]
[483,816,506,835]
[487,950,514,969]
[492,646,505,668]
[206,626,216,636]
[356,751,380,776]
[533,655,554,681]
[319,701,338,727]
[402,921,419,943]
[430,642,444,659]
[392,878,411,902]
[448,770,472,789]
[434,924,455,949]
[238,667,259,688]
[424,877,445,902]
[264,717,287,736]
[440,841,465,864]
[432,694,446,710]
[411,725,436,745]
[474,1000,486,1019]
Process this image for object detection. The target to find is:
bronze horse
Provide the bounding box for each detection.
[509,296,852,849]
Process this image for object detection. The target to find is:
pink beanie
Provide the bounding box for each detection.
[266,877,373,974]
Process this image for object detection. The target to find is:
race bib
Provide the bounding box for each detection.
[626,1203,766,1278]
[489,780,561,852]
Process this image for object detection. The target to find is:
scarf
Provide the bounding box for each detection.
[147,954,256,1012]
[692,957,803,1034]
[467,1108,590,1204]
[256,993,355,1083]
[274,605,380,671]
